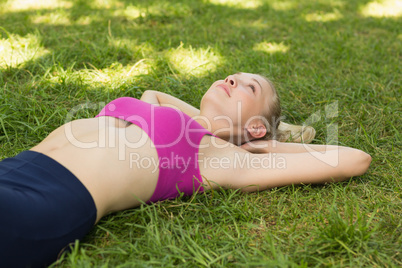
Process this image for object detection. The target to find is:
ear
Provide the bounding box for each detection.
[246,122,267,139]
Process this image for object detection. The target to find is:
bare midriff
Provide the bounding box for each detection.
[30,117,159,223]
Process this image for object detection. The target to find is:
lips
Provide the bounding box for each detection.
[217,84,230,97]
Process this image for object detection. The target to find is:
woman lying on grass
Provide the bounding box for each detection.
[0,72,371,267]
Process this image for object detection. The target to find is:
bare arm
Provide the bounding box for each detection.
[200,137,372,191]
[236,147,372,191]
[140,90,200,117]
[240,140,346,154]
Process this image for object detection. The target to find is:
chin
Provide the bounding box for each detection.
[200,92,218,109]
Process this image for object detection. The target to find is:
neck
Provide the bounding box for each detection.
[194,114,246,145]
[194,116,213,133]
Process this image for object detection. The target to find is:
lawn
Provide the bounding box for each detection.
[0,0,401,267]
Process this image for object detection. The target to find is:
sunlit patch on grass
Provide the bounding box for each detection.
[90,0,124,9]
[305,11,343,22]
[46,59,152,90]
[114,2,191,20]
[253,42,290,54]
[85,60,152,83]
[208,0,262,9]
[270,1,295,11]
[43,37,156,89]
[32,10,71,25]
[118,6,145,20]
[150,2,191,16]
[0,33,49,68]
[4,0,72,11]
[361,0,402,17]
[167,44,223,77]
[76,16,93,25]
[109,38,155,57]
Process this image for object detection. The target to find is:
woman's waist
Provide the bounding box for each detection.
[30,139,159,221]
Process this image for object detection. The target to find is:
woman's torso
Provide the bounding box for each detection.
[31,117,160,222]
[30,100,242,222]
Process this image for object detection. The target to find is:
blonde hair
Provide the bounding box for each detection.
[258,75,286,141]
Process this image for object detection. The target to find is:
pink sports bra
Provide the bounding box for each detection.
[96,97,213,202]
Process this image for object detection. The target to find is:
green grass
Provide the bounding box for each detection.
[0,0,401,267]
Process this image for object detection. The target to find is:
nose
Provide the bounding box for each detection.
[224,75,237,87]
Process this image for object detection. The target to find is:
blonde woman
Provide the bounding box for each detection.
[0,73,371,267]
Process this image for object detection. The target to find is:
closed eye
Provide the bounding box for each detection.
[249,84,256,93]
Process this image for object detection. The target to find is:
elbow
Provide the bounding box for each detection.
[338,149,372,180]
[362,151,372,174]
[349,150,372,177]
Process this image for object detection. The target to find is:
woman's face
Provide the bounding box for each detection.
[200,72,273,142]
